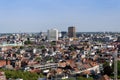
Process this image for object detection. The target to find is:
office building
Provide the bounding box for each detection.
[47,29,58,41]
[68,26,76,38]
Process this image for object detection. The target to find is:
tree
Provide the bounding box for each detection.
[68,46,75,51]
[103,61,120,79]
[34,57,41,62]
[117,61,120,76]
[50,41,56,46]
[104,66,113,76]
[20,46,25,49]
[24,41,32,45]
[0,69,43,80]
[38,45,45,49]
[103,62,113,76]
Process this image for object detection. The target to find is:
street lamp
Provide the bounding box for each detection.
[114,52,117,80]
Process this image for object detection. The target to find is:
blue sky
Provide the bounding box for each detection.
[0,0,120,33]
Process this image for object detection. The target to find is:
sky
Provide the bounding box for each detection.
[0,0,120,33]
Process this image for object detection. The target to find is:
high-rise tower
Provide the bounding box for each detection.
[68,26,76,38]
[47,28,58,41]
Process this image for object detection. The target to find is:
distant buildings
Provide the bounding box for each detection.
[0,29,120,80]
[61,31,67,38]
[117,36,120,42]
[47,29,58,41]
[0,42,24,47]
[68,26,76,38]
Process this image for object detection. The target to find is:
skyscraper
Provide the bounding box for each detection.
[47,28,58,41]
[68,26,76,38]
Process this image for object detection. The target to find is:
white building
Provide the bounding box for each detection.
[47,29,58,41]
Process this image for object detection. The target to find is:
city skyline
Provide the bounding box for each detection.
[0,0,120,33]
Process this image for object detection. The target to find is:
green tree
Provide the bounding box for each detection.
[24,41,32,45]
[103,62,113,76]
[35,56,41,61]
[20,46,25,49]
[0,69,43,80]
[117,61,120,76]
[38,45,45,49]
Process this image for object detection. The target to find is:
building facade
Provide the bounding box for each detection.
[68,26,76,38]
[47,29,58,41]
